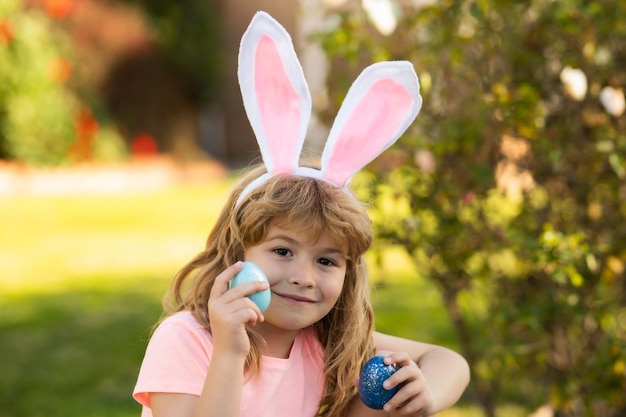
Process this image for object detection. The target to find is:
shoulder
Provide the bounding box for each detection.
[134,312,213,405]
[137,311,214,382]
[160,310,206,328]
[148,311,213,353]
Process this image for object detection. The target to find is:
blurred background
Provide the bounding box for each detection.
[1,0,625,416]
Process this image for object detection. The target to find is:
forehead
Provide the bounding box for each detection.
[266,221,345,253]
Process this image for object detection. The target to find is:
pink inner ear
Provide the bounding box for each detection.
[255,35,301,174]
[324,80,412,186]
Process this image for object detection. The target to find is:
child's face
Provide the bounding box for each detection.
[244,223,347,331]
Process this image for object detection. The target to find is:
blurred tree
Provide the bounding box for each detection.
[0,0,128,165]
[319,1,625,416]
[0,0,80,164]
[111,0,223,103]
[0,0,223,165]
[84,0,223,160]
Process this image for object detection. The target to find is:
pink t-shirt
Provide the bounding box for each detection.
[133,311,326,417]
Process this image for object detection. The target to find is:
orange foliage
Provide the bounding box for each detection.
[131,133,158,156]
[0,20,13,45]
[49,56,72,83]
[45,0,73,19]
[68,108,99,161]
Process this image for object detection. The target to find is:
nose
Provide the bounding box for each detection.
[288,262,316,288]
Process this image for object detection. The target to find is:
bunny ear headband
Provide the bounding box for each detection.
[236,11,422,206]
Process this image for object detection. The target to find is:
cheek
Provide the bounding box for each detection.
[323,274,346,303]
[256,263,281,286]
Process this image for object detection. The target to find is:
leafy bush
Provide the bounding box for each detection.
[320,1,626,416]
[0,0,125,166]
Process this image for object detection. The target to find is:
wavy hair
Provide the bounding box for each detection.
[163,165,376,416]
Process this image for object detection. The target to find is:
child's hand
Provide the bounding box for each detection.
[379,351,436,416]
[208,261,269,359]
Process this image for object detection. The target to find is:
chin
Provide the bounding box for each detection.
[265,315,320,331]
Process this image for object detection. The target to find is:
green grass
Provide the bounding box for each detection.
[368,248,457,346]
[0,177,494,417]
[0,181,232,417]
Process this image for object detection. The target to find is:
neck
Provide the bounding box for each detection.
[254,323,300,358]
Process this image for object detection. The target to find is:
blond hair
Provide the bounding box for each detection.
[164,165,376,416]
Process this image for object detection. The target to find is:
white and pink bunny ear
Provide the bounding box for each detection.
[320,61,422,187]
[238,11,311,176]
[235,11,422,206]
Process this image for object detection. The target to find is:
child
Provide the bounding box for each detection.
[133,11,470,417]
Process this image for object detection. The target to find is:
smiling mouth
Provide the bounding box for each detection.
[274,292,316,304]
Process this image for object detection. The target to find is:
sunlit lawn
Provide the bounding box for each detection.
[0,174,505,417]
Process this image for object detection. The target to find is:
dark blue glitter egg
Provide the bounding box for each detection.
[358,356,399,409]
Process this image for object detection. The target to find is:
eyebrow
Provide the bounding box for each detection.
[266,234,344,255]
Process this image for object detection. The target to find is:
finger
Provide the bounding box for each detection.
[210,297,265,326]
[382,382,421,412]
[234,296,266,325]
[223,280,270,302]
[212,263,270,302]
[384,362,421,389]
[384,371,429,414]
[384,351,411,367]
[229,302,265,325]
[388,391,429,416]
[211,261,245,298]
[382,352,421,387]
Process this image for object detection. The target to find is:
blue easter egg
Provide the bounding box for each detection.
[358,356,399,409]
[229,261,271,312]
